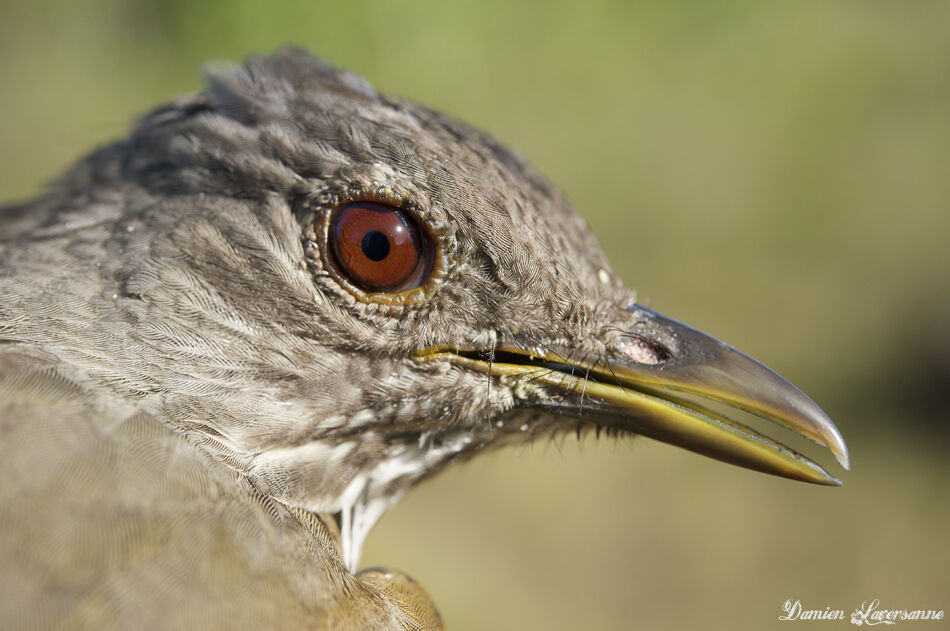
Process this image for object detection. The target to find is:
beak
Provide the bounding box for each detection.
[414,305,849,486]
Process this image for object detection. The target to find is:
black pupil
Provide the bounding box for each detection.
[361,230,390,262]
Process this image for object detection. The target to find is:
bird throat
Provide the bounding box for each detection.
[331,431,480,571]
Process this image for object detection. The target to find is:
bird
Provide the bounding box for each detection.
[0,48,849,630]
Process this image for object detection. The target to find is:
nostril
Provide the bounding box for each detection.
[617,333,672,365]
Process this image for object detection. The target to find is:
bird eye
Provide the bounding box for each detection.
[327,202,434,294]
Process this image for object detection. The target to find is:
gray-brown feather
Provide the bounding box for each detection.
[0,47,636,628]
[0,350,442,629]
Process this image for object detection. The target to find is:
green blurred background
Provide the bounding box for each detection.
[2,1,948,628]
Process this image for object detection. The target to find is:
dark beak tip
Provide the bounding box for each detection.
[829,427,850,472]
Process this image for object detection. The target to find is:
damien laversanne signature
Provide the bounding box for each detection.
[780,599,945,625]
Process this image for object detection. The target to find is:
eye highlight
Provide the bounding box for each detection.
[327,202,434,294]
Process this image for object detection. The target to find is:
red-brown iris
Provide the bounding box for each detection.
[327,202,433,293]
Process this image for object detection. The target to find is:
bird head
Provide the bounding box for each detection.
[42,48,847,569]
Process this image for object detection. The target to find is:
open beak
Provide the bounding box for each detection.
[414,305,849,486]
